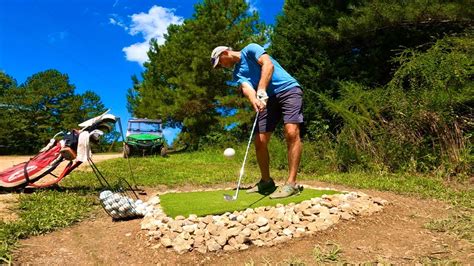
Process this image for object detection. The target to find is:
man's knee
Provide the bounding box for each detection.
[255,133,271,150]
[285,124,301,143]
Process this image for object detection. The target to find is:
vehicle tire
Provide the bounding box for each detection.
[160,146,168,157]
[123,144,131,158]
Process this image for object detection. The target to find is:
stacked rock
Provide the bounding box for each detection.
[140,188,388,254]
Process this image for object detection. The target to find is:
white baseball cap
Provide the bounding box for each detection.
[210,46,231,68]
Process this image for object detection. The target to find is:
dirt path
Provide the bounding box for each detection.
[11,182,473,264]
[0,153,122,222]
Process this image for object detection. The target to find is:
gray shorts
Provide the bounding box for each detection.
[256,86,303,133]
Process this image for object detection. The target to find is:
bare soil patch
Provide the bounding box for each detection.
[11,181,473,264]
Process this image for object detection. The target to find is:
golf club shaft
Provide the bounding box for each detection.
[117,117,139,189]
[234,111,259,198]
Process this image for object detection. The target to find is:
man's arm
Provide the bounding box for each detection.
[240,82,265,112]
[257,54,274,93]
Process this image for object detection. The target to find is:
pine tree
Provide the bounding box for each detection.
[127,0,268,147]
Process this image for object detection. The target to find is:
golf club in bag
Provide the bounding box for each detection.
[224,111,259,201]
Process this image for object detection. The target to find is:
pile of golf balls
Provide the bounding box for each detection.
[99,190,152,219]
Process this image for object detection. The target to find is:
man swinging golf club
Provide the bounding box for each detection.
[211,43,303,199]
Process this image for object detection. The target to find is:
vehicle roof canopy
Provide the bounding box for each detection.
[128,119,162,123]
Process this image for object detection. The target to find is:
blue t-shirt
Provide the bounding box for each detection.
[233,43,300,97]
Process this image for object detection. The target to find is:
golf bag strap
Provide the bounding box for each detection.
[23,158,32,183]
[28,161,82,188]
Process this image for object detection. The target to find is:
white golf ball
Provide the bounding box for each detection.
[119,198,127,206]
[99,190,113,200]
[223,148,235,158]
[105,198,115,206]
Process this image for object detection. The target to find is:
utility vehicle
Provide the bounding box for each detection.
[123,118,167,157]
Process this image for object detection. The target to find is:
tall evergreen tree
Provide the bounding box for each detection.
[22,69,78,145]
[79,90,106,122]
[128,0,268,147]
[0,70,107,154]
[0,72,16,96]
[0,72,22,153]
[270,0,472,137]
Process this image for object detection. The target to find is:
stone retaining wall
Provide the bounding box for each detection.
[140,186,388,254]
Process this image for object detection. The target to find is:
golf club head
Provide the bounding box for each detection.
[223,194,236,201]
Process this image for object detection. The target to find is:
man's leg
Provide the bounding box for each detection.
[267,87,303,199]
[284,123,302,185]
[255,132,272,182]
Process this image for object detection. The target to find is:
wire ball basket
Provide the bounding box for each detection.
[98,178,148,220]
[88,117,151,220]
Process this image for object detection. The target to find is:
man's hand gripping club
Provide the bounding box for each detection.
[254,89,268,112]
[241,83,268,112]
[257,89,269,105]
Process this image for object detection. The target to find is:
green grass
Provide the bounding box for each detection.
[160,188,339,218]
[425,210,473,242]
[312,242,343,263]
[64,148,266,188]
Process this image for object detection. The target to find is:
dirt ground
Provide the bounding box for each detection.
[5,181,472,264]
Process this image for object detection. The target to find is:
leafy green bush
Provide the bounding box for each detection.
[320,34,473,177]
[243,134,338,177]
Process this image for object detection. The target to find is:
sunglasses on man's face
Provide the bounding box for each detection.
[211,57,224,68]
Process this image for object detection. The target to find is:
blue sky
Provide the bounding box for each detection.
[0,0,284,144]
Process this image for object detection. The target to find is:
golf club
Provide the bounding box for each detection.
[117,117,146,195]
[224,111,259,201]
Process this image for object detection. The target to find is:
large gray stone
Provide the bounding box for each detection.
[258,225,270,233]
[160,237,173,248]
[173,236,192,254]
[206,239,221,252]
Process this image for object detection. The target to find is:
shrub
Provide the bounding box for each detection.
[320,34,473,178]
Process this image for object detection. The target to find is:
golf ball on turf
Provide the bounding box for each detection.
[223,148,235,158]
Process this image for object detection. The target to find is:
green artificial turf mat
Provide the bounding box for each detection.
[159,187,340,218]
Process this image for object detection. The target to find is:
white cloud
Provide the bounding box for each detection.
[246,0,259,13]
[109,16,128,31]
[122,42,149,65]
[121,6,184,65]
